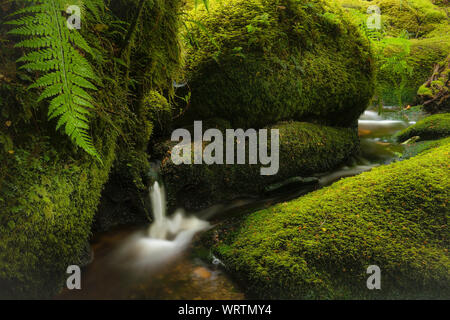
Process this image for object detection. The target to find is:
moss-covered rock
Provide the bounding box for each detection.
[0,132,117,299]
[159,121,359,210]
[401,136,450,159]
[373,0,447,38]
[0,0,183,298]
[395,113,450,142]
[180,0,374,128]
[209,142,450,299]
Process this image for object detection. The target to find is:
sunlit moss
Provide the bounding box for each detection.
[209,142,450,299]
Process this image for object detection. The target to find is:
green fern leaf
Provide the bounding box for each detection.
[6,0,102,161]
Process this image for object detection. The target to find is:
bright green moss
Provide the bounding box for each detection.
[401,136,450,159]
[417,85,434,97]
[160,121,359,210]
[210,143,450,299]
[396,113,450,142]
[417,54,449,113]
[181,0,374,128]
[374,0,447,38]
[337,0,448,38]
[336,0,449,105]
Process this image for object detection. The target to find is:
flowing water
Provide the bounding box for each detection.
[57,107,423,300]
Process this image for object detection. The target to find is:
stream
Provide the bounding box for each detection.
[57,107,423,300]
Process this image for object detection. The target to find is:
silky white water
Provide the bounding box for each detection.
[114,182,210,272]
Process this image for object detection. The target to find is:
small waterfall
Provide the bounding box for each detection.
[113,181,210,272]
[147,181,210,242]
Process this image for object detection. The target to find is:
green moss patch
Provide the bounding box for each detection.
[209,142,450,299]
[401,136,450,159]
[396,113,450,142]
[0,134,117,299]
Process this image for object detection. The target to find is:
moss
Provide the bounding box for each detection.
[160,121,359,210]
[0,132,117,299]
[376,36,449,105]
[374,0,447,38]
[417,84,434,97]
[336,0,449,105]
[409,37,450,92]
[401,136,450,159]
[338,0,448,38]
[395,113,450,142]
[0,0,183,298]
[180,0,374,128]
[210,142,450,299]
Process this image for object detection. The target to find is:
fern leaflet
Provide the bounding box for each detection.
[6,0,102,161]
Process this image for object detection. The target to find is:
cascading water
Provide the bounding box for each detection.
[147,181,210,244]
[113,181,210,272]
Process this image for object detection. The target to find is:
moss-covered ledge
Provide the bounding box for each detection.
[395,113,450,142]
[207,142,450,299]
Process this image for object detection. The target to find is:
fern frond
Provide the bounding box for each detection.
[7,0,102,161]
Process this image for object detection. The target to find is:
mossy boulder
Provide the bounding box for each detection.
[159,121,359,210]
[395,113,450,142]
[208,142,450,299]
[0,132,117,299]
[337,0,449,105]
[180,0,374,128]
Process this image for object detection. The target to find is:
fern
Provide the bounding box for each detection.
[6,0,102,161]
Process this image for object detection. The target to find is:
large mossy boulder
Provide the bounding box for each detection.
[0,0,182,298]
[159,122,359,210]
[208,142,450,299]
[180,0,375,128]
